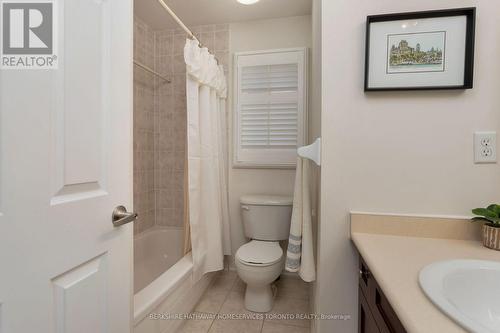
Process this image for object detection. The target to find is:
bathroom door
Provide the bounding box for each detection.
[0,0,133,332]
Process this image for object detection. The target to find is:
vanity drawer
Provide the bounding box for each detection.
[359,256,407,333]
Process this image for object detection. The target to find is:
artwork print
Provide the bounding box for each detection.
[387,31,446,74]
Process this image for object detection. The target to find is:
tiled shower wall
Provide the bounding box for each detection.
[133,18,156,234]
[134,18,229,233]
[153,24,229,228]
[153,28,183,228]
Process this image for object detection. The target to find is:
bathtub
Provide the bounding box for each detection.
[133,226,214,333]
[134,226,184,293]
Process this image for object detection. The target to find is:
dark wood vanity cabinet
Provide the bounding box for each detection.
[359,288,380,333]
[358,257,407,333]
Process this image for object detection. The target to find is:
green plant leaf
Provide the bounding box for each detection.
[471,217,500,227]
[472,208,497,218]
[487,204,500,216]
[472,216,500,225]
[487,216,500,223]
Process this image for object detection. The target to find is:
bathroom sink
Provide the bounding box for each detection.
[419,260,500,333]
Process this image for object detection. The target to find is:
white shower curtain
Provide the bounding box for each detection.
[184,39,231,281]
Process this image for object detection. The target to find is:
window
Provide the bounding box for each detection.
[233,48,308,168]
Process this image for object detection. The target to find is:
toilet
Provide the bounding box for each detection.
[235,195,293,312]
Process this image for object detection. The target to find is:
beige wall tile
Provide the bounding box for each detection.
[199,24,216,32]
[156,208,175,226]
[215,24,229,31]
[157,56,173,76]
[173,34,186,55]
[199,32,215,51]
[215,31,229,52]
[134,22,229,233]
[156,169,173,189]
[173,55,186,74]
[157,189,174,209]
[134,17,156,235]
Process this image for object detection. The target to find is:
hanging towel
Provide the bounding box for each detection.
[285,157,316,282]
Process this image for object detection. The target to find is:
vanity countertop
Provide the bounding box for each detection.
[350,213,500,333]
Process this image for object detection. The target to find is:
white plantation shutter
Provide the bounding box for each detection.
[234,48,307,167]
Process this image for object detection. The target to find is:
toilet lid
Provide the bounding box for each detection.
[236,240,283,266]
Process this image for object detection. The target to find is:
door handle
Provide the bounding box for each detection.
[112,205,138,227]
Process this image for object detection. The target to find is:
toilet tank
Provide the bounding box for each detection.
[240,195,293,241]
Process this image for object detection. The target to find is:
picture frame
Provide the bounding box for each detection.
[364,7,476,91]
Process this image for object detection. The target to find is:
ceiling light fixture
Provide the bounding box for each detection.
[237,0,260,5]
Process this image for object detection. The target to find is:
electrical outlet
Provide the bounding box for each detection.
[474,132,497,163]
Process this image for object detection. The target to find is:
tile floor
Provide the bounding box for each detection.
[177,270,311,333]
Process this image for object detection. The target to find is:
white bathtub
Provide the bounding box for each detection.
[134,226,214,333]
[134,226,184,293]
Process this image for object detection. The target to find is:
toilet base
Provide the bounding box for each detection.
[244,284,274,312]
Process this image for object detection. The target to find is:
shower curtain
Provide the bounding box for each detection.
[184,38,231,281]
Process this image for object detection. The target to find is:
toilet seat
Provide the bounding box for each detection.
[236,240,283,267]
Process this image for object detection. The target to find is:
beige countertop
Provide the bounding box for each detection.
[350,213,500,333]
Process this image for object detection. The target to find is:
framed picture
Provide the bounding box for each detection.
[364,8,476,91]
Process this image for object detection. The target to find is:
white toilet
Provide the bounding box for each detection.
[235,195,293,312]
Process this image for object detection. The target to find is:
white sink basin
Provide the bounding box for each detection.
[419,260,500,333]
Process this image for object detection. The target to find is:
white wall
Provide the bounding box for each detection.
[318,1,500,332]
[310,2,322,144]
[228,15,313,255]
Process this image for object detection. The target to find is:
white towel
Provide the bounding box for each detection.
[285,157,316,282]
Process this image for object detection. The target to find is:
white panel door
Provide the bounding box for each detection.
[0,0,133,332]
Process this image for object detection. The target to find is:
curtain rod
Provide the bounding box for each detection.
[156,0,221,65]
